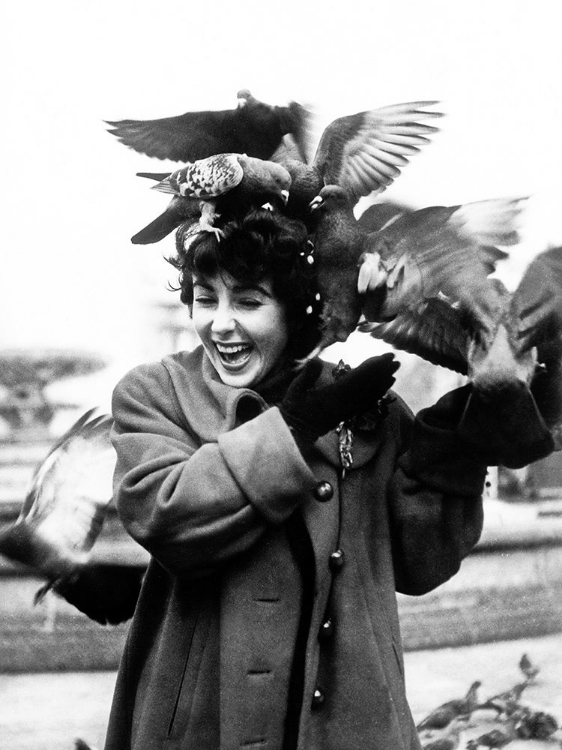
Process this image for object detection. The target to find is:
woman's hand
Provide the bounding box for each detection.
[279,353,399,447]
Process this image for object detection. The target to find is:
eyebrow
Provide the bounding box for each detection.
[193,278,273,297]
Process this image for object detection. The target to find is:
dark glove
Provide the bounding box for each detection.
[403,385,488,495]
[53,564,145,625]
[279,353,399,447]
[458,383,554,469]
[421,383,554,470]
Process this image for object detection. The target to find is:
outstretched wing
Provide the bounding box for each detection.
[314,101,443,202]
[106,90,310,163]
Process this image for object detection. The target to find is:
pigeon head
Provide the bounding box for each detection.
[309,184,352,213]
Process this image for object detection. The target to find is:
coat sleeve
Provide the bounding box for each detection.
[387,388,487,596]
[111,363,317,578]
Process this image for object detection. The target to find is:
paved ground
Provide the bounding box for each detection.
[1,633,561,750]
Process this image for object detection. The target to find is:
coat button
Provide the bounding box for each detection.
[319,618,334,640]
[329,549,344,571]
[314,481,333,502]
[311,687,325,709]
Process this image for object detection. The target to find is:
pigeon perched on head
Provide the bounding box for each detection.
[106,88,310,163]
[274,100,443,222]
[131,153,291,243]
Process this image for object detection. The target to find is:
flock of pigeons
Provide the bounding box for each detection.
[414,653,559,748]
[1,89,562,624]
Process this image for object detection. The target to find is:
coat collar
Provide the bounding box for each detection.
[162,346,386,469]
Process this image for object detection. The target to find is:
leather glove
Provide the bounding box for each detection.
[279,353,399,448]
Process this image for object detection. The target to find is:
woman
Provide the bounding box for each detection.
[104,208,489,750]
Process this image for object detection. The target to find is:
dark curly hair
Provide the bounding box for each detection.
[167,209,323,360]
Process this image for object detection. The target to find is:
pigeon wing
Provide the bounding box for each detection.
[105,91,310,162]
[0,410,116,578]
[152,154,244,199]
[359,204,510,368]
[361,296,471,374]
[314,101,443,202]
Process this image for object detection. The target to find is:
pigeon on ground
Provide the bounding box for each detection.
[419,715,470,750]
[417,682,482,732]
[476,682,529,719]
[106,88,310,163]
[466,725,515,749]
[132,153,291,243]
[518,653,540,682]
[275,100,442,222]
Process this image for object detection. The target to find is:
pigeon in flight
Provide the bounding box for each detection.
[131,153,291,243]
[359,211,562,466]
[106,88,310,163]
[0,409,145,624]
[307,184,521,352]
[0,409,114,589]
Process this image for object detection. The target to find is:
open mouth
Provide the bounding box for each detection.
[214,342,253,369]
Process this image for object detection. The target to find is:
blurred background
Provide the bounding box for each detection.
[2,2,562,748]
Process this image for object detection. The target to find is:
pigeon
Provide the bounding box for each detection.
[419,715,470,750]
[477,681,529,719]
[275,100,442,223]
[307,184,521,353]
[518,653,540,683]
[417,681,482,732]
[0,409,115,592]
[466,725,515,749]
[131,153,291,243]
[0,409,145,624]
[106,88,310,163]
[358,206,562,466]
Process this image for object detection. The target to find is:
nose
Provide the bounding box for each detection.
[211,301,237,335]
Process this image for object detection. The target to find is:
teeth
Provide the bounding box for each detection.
[216,343,250,353]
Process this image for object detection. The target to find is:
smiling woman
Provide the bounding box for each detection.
[103,206,532,750]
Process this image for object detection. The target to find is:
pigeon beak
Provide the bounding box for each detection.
[280,189,289,205]
[309,195,324,211]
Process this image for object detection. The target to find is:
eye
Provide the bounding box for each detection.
[194,294,216,306]
[238,297,263,309]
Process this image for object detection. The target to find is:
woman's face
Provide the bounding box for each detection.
[192,272,289,388]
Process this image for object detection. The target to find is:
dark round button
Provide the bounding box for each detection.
[311,687,325,709]
[329,549,344,571]
[314,481,333,502]
[319,618,334,640]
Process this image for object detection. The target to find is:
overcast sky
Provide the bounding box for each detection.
[2,0,562,373]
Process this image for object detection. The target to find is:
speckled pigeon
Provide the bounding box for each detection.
[131,153,291,243]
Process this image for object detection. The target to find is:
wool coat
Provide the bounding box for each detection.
[104,346,487,750]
